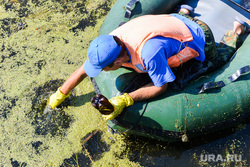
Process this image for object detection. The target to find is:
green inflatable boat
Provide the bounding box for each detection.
[92,0,250,142]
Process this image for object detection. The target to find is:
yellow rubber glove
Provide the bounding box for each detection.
[47,87,71,109]
[102,93,134,121]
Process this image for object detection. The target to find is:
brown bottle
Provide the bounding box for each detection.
[91,94,114,115]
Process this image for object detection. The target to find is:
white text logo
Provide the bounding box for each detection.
[200,154,242,162]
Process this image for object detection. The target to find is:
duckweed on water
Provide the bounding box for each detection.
[0,0,140,166]
[30,79,74,136]
[1,0,249,166]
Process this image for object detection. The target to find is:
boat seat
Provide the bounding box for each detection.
[182,0,250,43]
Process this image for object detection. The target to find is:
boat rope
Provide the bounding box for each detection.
[108,101,148,134]
[122,101,148,133]
[199,65,250,93]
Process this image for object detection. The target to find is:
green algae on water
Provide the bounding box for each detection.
[1,0,249,166]
[0,0,140,166]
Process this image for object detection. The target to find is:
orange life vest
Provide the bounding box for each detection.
[110,14,199,73]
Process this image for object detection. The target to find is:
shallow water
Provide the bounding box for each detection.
[0,0,249,166]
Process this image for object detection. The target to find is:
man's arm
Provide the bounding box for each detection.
[47,65,87,109]
[60,65,87,95]
[102,82,168,120]
[128,82,168,102]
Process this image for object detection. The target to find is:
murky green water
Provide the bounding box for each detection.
[0,0,249,166]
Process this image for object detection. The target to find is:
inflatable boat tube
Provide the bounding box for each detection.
[93,0,250,142]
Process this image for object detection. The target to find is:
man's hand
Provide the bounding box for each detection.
[102,93,134,121]
[47,87,71,109]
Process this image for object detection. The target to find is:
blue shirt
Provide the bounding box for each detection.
[141,14,205,87]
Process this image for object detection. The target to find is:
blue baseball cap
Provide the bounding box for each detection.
[83,35,121,77]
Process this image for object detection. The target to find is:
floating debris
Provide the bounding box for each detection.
[17,22,27,30]
[62,130,110,166]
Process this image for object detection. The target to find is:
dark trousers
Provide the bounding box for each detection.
[168,12,243,90]
[179,11,243,72]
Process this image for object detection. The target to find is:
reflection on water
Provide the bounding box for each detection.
[124,121,250,166]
